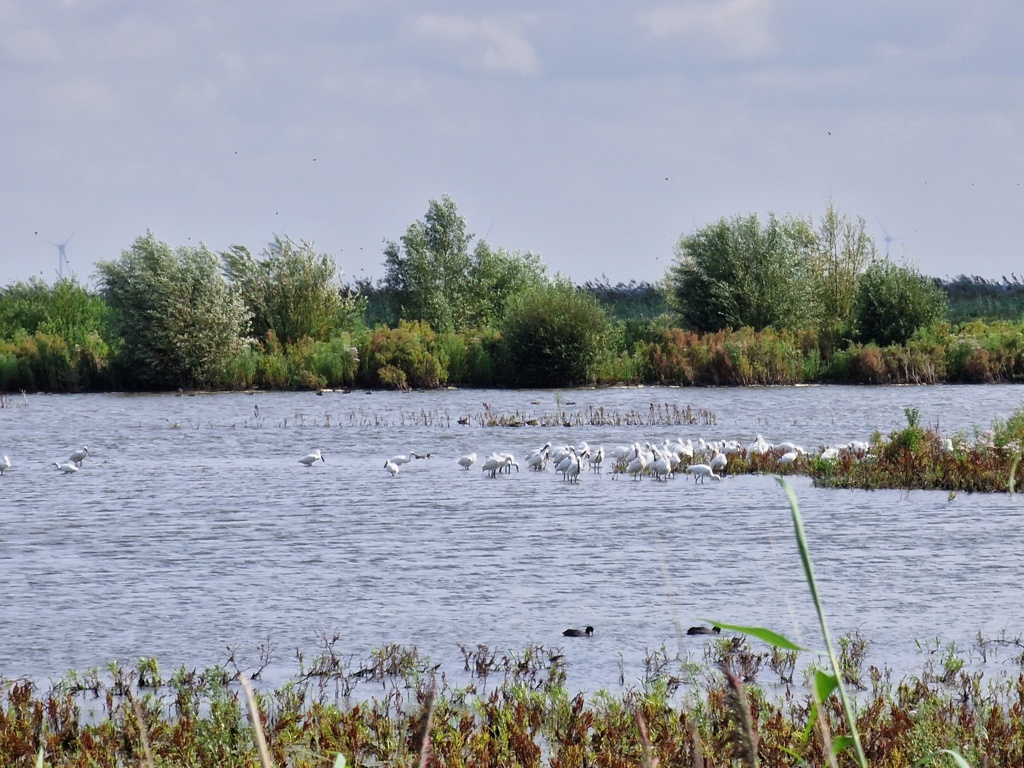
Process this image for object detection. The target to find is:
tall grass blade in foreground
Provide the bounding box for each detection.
[774,477,869,768]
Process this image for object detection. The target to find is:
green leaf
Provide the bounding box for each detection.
[699,619,807,651]
[831,735,854,755]
[814,669,839,703]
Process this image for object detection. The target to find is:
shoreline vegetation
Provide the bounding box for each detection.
[1,200,1022,398]
[5,629,1023,767]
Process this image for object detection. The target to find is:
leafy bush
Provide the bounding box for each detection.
[665,213,818,332]
[362,321,444,389]
[96,233,251,389]
[222,236,363,345]
[853,259,948,346]
[499,282,611,388]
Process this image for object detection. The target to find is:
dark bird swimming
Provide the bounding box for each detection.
[686,625,722,636]
[563,626,594,638]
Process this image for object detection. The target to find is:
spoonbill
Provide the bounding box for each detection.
[564,454,583,483]
[54,461,78,474]
[687,464,721,483]
[563,626,594,638]
[710,450,727,474]
[0,455,10,475]
[68,446,89,466]
[457,453,477,470]
[481,454,512,478]
[779,449,802,466]
[384,460,400,476]
[298,450,324,466]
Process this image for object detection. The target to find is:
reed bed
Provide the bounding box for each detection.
[4,633,1022,767]
[229,402,718,430]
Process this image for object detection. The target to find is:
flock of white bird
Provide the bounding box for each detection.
[0,435,874,483]
[290,434,875,483]
[0,446,90,476]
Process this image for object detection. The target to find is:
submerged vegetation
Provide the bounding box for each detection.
[1,198,1023,393]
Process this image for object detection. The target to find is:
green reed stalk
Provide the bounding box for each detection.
[775,477,869,768]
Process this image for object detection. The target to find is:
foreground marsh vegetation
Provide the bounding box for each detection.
[5,631,1024,767]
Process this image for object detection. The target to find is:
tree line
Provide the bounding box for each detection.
[1,196,1022,392]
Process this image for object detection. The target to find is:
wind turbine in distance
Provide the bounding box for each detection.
[42,233,74,278]
[876,221,901,260]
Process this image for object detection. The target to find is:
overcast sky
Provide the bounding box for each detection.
[3,1,1022,290]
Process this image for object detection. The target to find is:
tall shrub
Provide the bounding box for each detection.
[665,213,818,332]
[853,260,948,346]
[96,233,251,389]
[500,281,610,388]
[222,236,362,345]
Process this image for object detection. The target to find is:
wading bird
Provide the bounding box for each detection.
[298,450,324,466]
[0,455,10,475]
[687,464,721,483]
[68,446,89,466]
[457,453,477,470]
[384,460,400,476]
[54,461,78,474]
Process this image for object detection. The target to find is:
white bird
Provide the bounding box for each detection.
[298,450,324,466]
[68,446,89,466]
[497,452,520,473]
[481,455,511,478]
[649,449,672,482]
[0,455,10,475]
[555,450,576,477]
[525,448,548,471]
[565,455,583,484]
[710,450,727,474]
[687,464,722,483]
[588,447,605,473]
[388,453,413,467]
[384,460,400,476]
[54,461,78,474]
[779,450,800,466]
[820,446,840,461]
[457,453,477,470]
[747,435,769,455]
[625,454,647,480]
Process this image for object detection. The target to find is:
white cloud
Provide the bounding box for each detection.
[410,14,542,76]
[640,0,774,58]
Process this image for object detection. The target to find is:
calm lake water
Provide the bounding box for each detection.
[1,384,1023,693]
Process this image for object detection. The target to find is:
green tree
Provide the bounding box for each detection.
[499,280,611,387]
[853,259,948,346]
[382,195,474,332]
[96,233,250,389]
[0,276,108,347]
[665,213,817,332]
[467,241,549,327]
[222,235,362,346]
[811,204,876,328]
